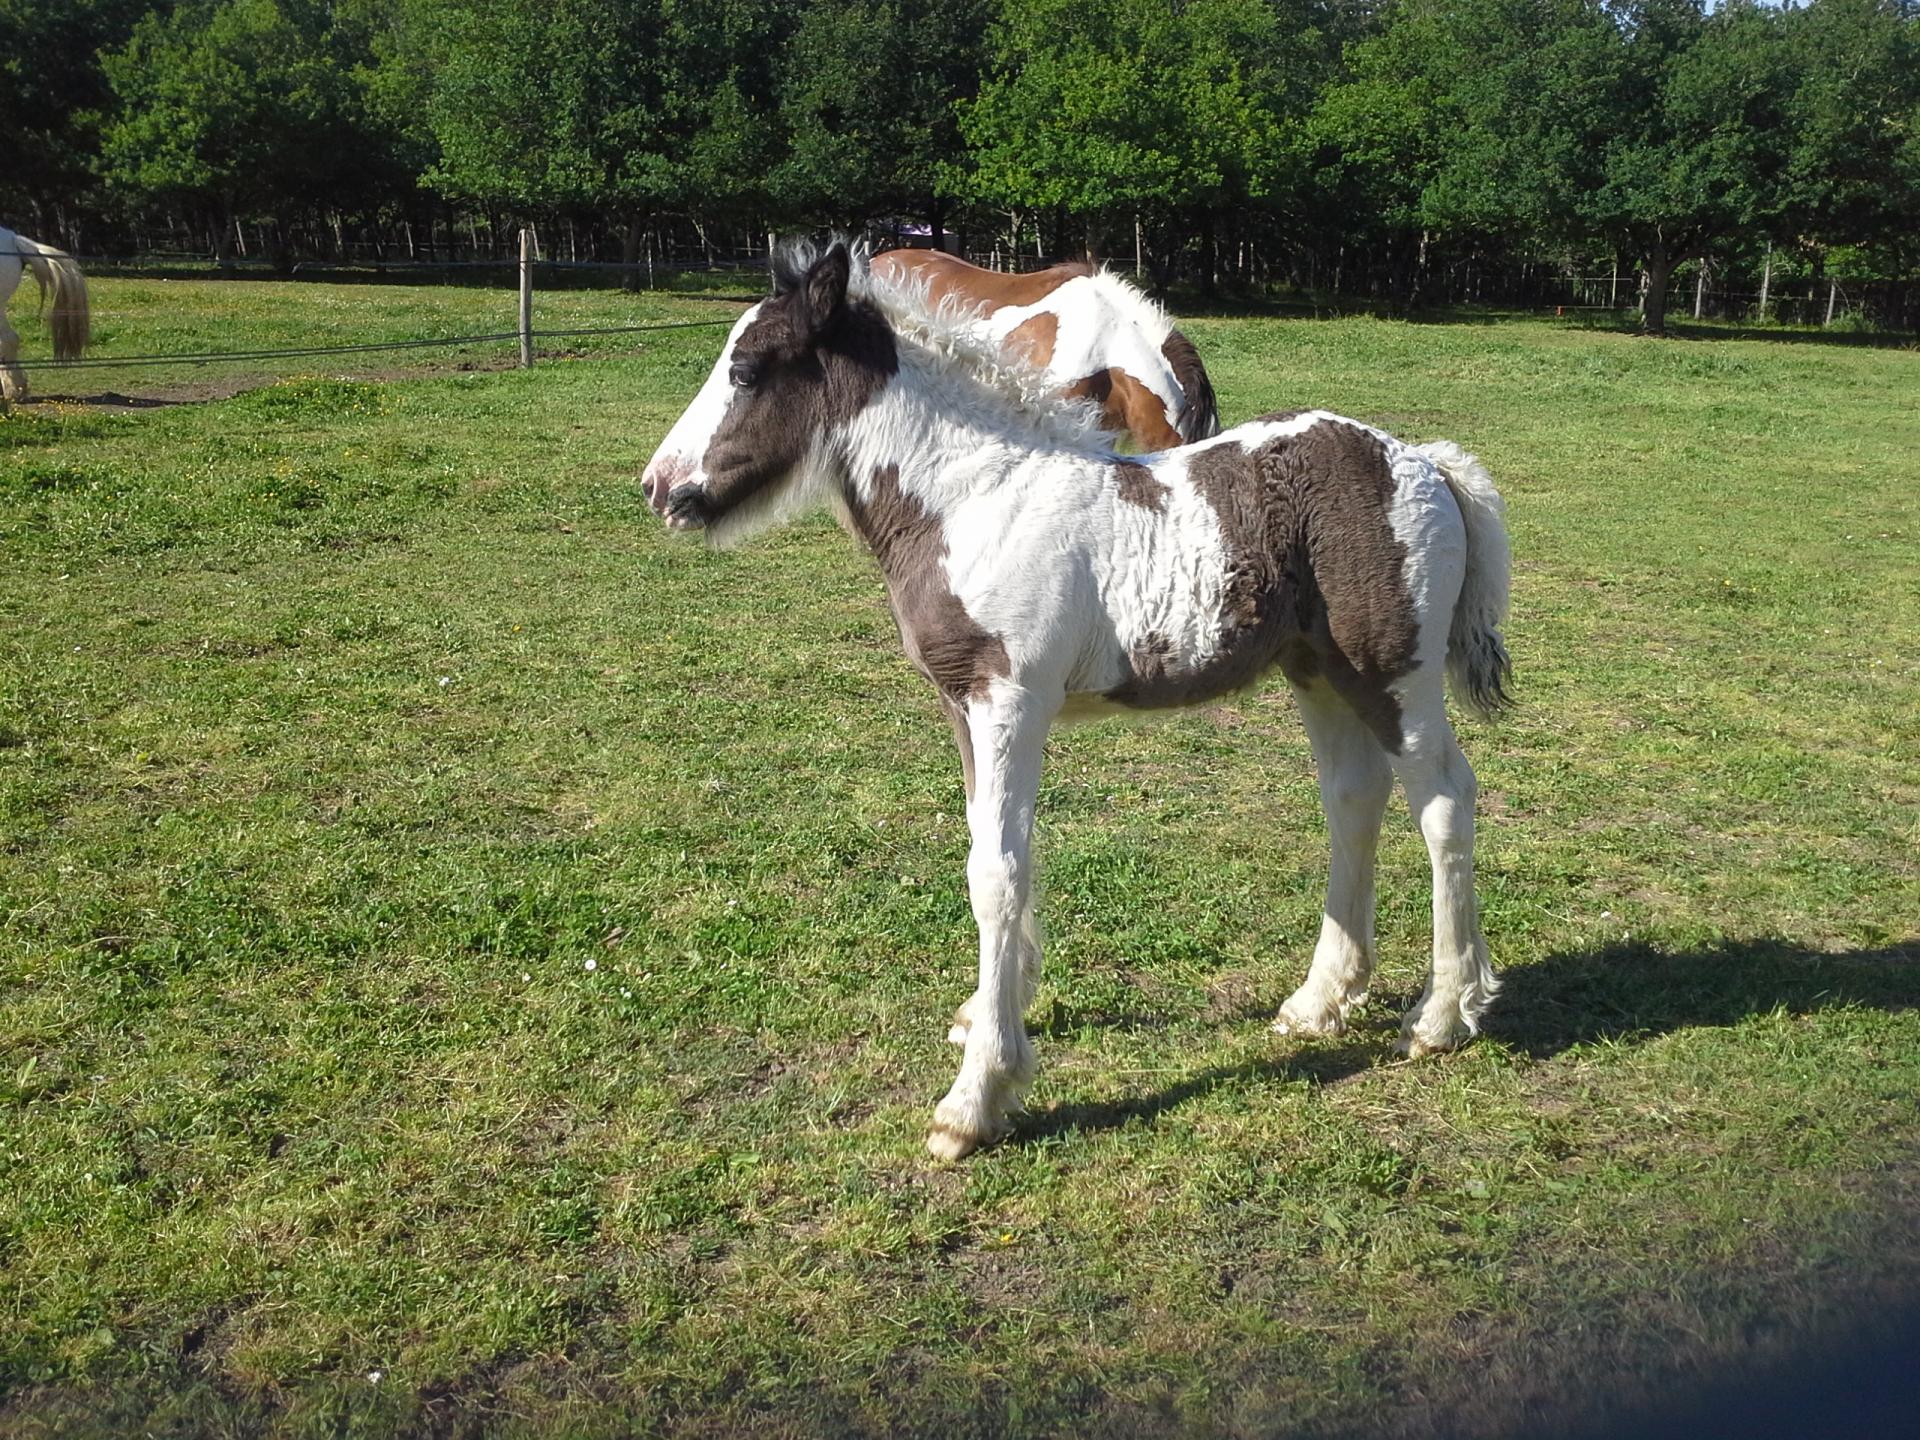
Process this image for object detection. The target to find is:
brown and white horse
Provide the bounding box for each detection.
[871,247,1218,451]
[642,242,1513,1159]
[1,225,91,404]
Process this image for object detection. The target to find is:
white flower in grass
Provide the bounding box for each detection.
[583,958,597,972]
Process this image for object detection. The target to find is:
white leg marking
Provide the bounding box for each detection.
[1274,683,1394,1038]
[929,688,1052,1159]
[1388,680,1497,1056]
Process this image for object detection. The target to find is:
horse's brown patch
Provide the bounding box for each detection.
[1004,312,1058,367]
[844,463,1011,703]
[1112,461,1169,512]
[1068,367,1185,452]
[1108,416,1420,750]
[872,249,1093,316]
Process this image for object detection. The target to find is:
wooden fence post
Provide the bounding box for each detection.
[519,228,534,369]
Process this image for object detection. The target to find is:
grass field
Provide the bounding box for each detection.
[2,277,1917,1438]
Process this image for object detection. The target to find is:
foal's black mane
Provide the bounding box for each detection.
[771,234,867,297]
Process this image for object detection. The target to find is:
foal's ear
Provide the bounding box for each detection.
[798,243,851,339]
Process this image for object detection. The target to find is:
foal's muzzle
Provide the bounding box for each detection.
[642,455,710,529]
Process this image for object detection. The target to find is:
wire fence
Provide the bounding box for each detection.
[4,229,754,391]
[7,317,740,374]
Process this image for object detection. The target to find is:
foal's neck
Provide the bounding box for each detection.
[839,356,1099,517]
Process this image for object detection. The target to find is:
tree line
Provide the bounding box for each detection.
[4,0,1917,332]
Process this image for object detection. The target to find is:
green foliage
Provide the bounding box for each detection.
[98,0,402,225]
[774,0,988,223]
[958,0,1297,223]
[0,0,149,217]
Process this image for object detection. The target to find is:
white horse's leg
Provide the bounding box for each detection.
[929,689,1051,1159]
[1274,682,1394,1037]
[0,314,23,404]
[1388,678,1497,1055]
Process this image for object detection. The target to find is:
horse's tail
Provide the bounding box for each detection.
[18,236,91,362]
[1418,439,1514,718]
[1160,328,1220,441]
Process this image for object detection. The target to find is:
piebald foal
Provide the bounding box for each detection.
[870,247,1217,451]
[643,243,1513,1160]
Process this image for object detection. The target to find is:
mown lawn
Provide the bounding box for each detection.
[2,279,1917,1438]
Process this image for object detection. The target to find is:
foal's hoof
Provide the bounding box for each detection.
[1395,1014,1473,1058]
[1272,986,1360,1038]
[926,1115,1007,1161]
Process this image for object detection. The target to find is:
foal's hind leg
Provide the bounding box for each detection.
[1274,681,1393,1038]
[1386,678,1497,1055]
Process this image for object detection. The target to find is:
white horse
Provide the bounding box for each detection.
[642,241,1514,1160]
[1,224,92,403]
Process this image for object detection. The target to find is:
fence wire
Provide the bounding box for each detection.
[7,316,739,372]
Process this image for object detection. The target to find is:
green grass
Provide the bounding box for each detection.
[2,278,1918,1438]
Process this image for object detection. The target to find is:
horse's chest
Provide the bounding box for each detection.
[881,568,1010,703]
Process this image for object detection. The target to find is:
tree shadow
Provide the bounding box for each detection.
[1487,935,1919,1059]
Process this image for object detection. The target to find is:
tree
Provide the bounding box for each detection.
[773,0,988,240]
[100,0,397,267]
[1589,1,1795,334]
[958,0,1294,276]
[1781,0,1920,258]
[0,0,161,236]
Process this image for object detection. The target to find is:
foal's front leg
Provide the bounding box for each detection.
[929,689,1051,1160]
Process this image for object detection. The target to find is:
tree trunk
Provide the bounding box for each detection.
[1641,243,1676,336]
[214,202,236,279]
[1758,242,1773,320]
[1198,209,1218,298]
[621,212,644,292]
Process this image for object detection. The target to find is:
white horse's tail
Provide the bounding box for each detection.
[1419,439,1514,718]
[17,236,91,362]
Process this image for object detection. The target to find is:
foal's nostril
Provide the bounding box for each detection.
[643,456,691,514]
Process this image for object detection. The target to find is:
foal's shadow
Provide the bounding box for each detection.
[1488,935,1919,1059]
[1017,936,1919,1145]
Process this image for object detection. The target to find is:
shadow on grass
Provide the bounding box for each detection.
[1020,1040,1379,1144]
[1489,935,1919,1059]
[1021,936,1918,1146]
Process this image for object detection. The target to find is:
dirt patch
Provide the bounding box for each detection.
[26,355,526,412]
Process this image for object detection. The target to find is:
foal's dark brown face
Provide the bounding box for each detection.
[642,244,898,536]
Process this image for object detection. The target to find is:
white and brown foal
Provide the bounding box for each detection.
[643,242,1514,1160]
[870,247,1217,451]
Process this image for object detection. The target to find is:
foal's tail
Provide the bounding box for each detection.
[1160,328,1220,441]
[1418,440,1514,718]
[18,236,91,362]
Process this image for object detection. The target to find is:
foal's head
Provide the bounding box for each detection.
[643,242,897,542]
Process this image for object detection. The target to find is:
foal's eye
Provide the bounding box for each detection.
[729,361,758,389]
